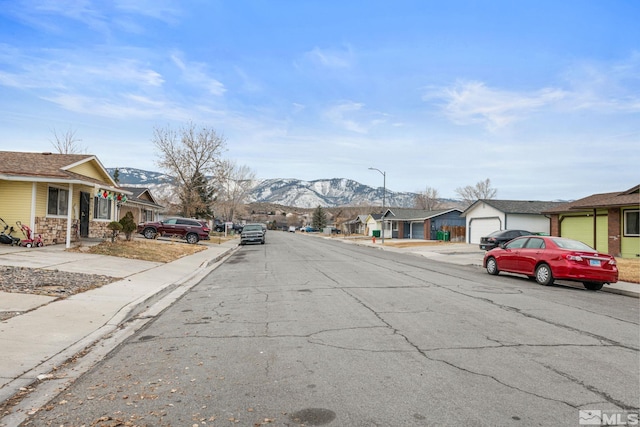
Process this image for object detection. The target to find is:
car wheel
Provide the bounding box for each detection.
[535,263,554,286]
[261,239,265,244]
[486,257,499,275]
[583,282,604,291]
[143,228,156,239]
[186,233,199,244]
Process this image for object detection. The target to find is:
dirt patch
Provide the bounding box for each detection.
[68,239,207,263]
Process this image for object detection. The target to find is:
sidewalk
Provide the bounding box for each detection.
[0,239,238,409]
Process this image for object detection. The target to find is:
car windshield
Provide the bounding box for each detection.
[551,238,595,251]
[243,225,262,231]
[487,230,505,237]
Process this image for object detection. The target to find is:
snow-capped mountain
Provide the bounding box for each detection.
[107,168,420,208]
[247,178,418,208]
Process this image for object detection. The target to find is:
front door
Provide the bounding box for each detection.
[80,192,90,238]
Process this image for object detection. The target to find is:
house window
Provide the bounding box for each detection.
[143,210,154,222]
[94,197,112,220]
[47,187,69,216]
[624,210,639,236]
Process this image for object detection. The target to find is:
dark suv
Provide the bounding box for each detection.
[479,229,532,250]
[137,217,210,244]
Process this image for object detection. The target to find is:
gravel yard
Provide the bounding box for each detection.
[0,266,117,321]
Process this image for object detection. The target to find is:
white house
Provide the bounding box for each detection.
[462,200,566,244]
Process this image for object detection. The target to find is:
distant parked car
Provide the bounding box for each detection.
[240,223,266,245]
[483,236,618,290]
[300,226,318,232]
[479,229,533,250]
[288,226,296,233]
[137,217,210,244]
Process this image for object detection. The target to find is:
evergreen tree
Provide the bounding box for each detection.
[191,170,216,219]
[312,205,327,230]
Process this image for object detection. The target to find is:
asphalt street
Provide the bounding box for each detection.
[20,231,639,426]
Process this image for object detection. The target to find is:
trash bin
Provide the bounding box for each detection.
[436,230,443,241]
[443,231,450,241]
[372,230,381,238]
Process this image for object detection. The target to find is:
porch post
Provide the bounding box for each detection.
[66,183,74,248]
[30,182,37,231]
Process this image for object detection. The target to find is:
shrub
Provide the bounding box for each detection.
[119,212,137,241]
[107,221,123,243]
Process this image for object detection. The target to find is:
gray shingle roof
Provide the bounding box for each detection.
[384,208,461,221]
[466,199,567,215]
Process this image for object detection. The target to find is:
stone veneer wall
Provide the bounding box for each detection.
[35,217,113,245]
[34,217,77,245]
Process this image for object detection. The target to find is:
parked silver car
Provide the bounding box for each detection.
[240,223,266,245]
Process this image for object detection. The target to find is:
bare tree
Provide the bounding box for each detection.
[214,159,256,222]
[50,127,86,154]
[153,122,226,218]
[414,186,441,210]
[455,178,497,207]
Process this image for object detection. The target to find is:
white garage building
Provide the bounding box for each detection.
[462,200,567,244]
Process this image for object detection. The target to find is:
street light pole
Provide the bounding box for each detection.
[368,167,386,244]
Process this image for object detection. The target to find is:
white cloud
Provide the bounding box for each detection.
[170,53,226,96]
[302,46,353,69]
[324,101,367,133]
[561,53,640,113]
[430,53,640,131]
[427,80,566,131]
[323,101,390,134]
[114,0,182,25]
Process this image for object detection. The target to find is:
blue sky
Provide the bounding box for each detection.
[0,0,638,200]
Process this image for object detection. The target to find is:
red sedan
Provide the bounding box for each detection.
[483,236,618,291]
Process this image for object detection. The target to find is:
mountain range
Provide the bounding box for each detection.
[108,168,459,209]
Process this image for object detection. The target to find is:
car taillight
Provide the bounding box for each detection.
[608,259,617,266]
[566,254,583,262]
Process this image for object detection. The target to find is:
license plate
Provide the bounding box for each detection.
[589,259,601,267]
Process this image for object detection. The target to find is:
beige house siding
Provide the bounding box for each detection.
[0,181,32,229]
[67,160,111,182]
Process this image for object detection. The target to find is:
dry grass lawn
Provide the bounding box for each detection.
[616,258,640,284]
[71,239,207,263]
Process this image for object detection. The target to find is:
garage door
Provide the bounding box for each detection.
[562,216,592,246]
[410,222,424,239]
[562,215,608,251]
[469,218,501,244]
